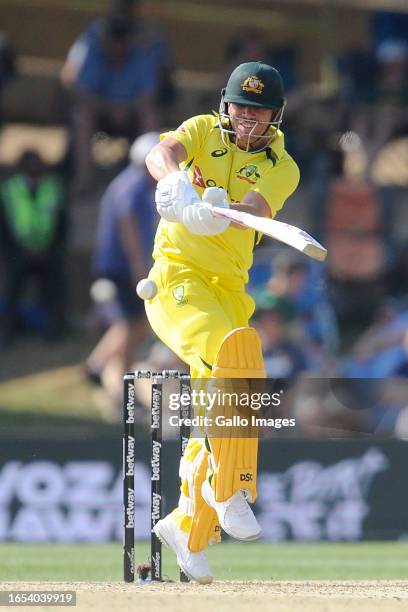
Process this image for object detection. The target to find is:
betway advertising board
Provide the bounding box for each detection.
[0,432,407,542]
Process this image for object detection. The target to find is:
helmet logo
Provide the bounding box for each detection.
[242,76,264,95]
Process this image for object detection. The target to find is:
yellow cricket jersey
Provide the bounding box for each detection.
[153,114,300,285]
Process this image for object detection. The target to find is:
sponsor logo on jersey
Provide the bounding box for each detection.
[236,164,261,184]
[192,165,206,188]
[211,148,228,158]
[242,76,264,95]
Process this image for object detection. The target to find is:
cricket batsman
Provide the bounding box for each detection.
[144,62,300,583]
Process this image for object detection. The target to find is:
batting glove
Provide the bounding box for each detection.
[155,171,200,222]
[182,187,230,236]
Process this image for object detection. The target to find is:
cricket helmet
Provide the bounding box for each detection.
[219,61,286,152]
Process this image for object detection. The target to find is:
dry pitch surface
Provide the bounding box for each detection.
[2,582,408,612]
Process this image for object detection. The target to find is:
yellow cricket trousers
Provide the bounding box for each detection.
[144,259,255,537]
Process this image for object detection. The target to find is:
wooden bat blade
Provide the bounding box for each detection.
[212,207,327,261]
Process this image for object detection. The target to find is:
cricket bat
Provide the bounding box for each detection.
[212,207,327,261]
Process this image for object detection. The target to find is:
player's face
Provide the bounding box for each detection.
[228,103,274,150]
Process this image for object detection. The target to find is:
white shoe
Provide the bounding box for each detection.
[153,513,213,584]
[202,479,261,541]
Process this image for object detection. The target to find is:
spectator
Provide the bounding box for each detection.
[85,132,160,396]
[342,298,408,378]
[353,38,408,175]
[0,150,68,345]
[61,0,174,106]
[253,291,309,380]
[66,7,164,191]
[266,252,339,354]
[323,149,388,333]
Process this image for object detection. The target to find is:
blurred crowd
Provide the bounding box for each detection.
[0,1,407,436]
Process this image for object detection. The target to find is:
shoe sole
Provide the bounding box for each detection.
[202,484,261,542]
[226,530,261,541]
[153,521,213,585]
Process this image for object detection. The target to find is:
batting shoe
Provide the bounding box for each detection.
[202,479,261,541]
[153,513,213,584]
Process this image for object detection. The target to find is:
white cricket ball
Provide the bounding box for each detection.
[136,278,158,300]
[90,278,117,303]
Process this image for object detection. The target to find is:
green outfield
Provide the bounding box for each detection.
[1,542,408,582]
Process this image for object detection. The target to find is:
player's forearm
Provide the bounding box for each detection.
[231,202,271,218]
[146,138,187,181]
[231,192,271,221]
[226,196,271,231]
[145,146,180,181]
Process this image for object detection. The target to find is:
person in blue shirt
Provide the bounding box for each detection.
[62,1,171,96]
[85,132,159,390]
[65,6,165,191]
